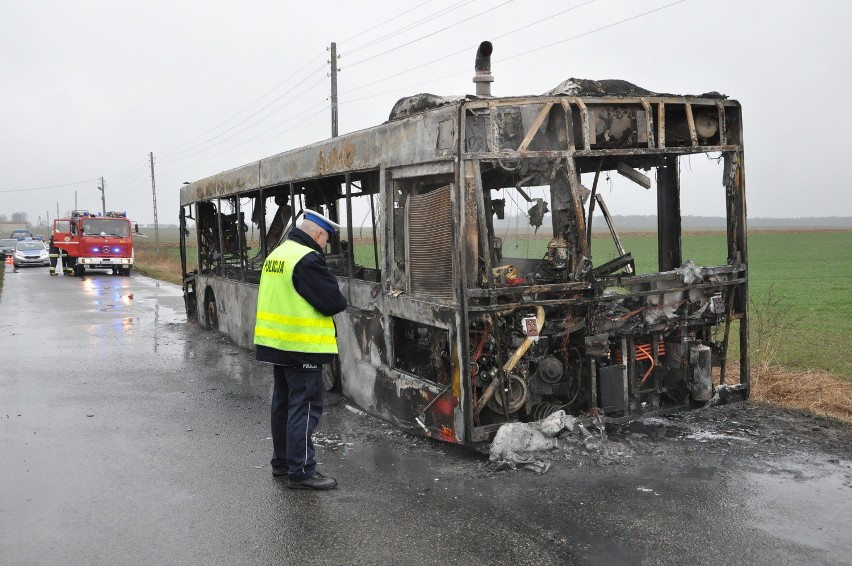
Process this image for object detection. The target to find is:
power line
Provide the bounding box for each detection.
[341,0,436,44]
[157,74,328,165]
[345,0,515,69]
[341,0,685,104]
[504,0,689,63]
[107,160,151,187]
[344,0,477,56]
[157,103,330,178]
[342,67,471,105]
[104,158,150,185]
[343,0,595,96]
[0,178,100,194]
[157,53,327,156]
[158,63,328,160]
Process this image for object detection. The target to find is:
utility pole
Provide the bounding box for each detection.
[97,177,106,215]
[330,42,339,138]
[149,152,160,252]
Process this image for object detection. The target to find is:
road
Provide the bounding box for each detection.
[1,264,851,566]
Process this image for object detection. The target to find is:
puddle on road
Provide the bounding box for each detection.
[72,273,186,324]
[743,467,852,561]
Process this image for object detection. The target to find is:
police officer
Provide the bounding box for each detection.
[254,210,347,490]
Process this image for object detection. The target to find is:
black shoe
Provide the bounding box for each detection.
[271,467,288,477]
[287,472,338,490]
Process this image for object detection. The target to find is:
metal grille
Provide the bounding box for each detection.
[406,185,454,300]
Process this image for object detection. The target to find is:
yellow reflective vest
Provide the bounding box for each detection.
[253,240,338,354]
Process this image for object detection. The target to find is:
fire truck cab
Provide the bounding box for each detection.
[52,210,135,276]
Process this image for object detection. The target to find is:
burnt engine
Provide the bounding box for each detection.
[469,307,587,423]
[469,287,723,423]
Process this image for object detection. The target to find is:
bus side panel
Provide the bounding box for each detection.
[336,281,463,443]
[198,276,259,350]
[336,308,382,416]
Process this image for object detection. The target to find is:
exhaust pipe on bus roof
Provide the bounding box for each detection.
[473,41,494,97]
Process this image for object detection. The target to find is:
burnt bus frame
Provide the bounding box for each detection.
[179,92,748,444]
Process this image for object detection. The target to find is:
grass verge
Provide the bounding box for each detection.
[134,244,184,285]
[723,362,852,423]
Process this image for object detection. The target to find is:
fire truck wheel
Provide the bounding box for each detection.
[74,265,85,277]
[322,358,341,393]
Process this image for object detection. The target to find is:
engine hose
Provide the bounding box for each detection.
[503,306,545,373]
[471,317,492,362]
[474,378,501,415]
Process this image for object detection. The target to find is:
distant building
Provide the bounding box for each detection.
[0,222,28,238]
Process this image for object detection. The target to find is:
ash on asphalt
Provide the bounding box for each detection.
[314,387,852,483]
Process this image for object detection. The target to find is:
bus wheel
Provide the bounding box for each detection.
[322,358,341,393]
[204,289,218,330]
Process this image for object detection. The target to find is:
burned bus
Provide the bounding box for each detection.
[179,42,749,444]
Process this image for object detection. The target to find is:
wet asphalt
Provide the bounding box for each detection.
[1,263,851,566]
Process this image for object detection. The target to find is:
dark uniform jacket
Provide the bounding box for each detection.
[255,228,347,367]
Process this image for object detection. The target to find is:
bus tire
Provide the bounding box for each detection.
[204,289,218,330]
[322,358,341,393]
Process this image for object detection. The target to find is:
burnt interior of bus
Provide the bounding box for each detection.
[457,94,747,430]
[191,171,383,285]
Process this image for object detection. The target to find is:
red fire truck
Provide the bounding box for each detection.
[52,210,135,276]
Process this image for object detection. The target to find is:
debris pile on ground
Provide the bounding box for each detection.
[313,432,350,451]
[488,411,633,473]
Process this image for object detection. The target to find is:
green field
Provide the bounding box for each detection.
[139,229,851,378]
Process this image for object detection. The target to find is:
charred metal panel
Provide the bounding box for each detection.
[383,293,456,327]
[261,106,459,189]
[459,97,740,161]
[657,156,682,271]
[180,167,258,208]
[180,105,460,206]
[195,276,260,350]
[465,111,492,153]
[391,318,451,386]
[406,185,454,301]
[389,162,455,179]
[334,310,379,415]
[335,301,462,442]
[599,364,626,413]
[342,278,385,313]
[343,308,387,370]
[461,160,482,289]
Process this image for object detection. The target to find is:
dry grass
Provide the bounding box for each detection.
[752,365,852,423]
[134,246,183,286]
[721,362,852,423]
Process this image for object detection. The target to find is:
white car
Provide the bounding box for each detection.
[13,239,50,267]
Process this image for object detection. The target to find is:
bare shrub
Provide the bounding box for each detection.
[749,284,801,379]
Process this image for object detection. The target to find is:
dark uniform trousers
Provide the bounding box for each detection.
[271,363,324,481]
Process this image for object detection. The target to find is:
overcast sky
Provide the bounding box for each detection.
[1,0,848,226]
